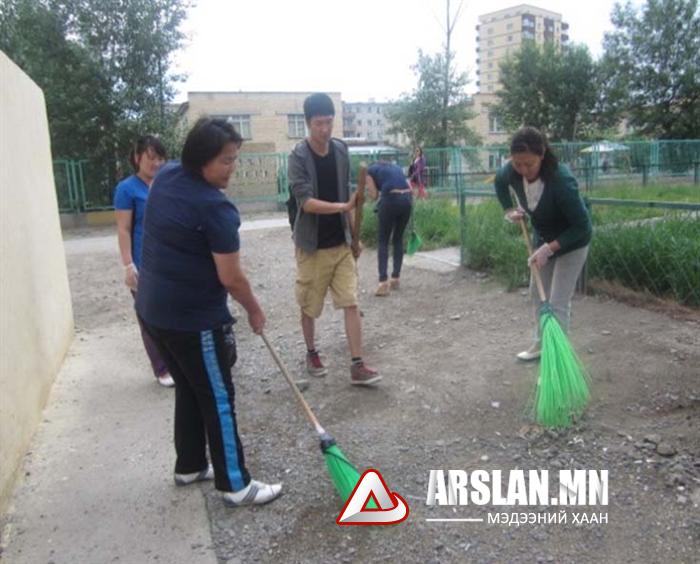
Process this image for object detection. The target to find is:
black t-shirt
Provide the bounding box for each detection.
[309,141,345,249]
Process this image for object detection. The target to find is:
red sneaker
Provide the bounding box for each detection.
[306,351,328,377]
[350,362,381,386]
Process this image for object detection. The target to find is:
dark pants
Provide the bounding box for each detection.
[377,194,412,282]
[131,291,168,378]
[139,318,250,492]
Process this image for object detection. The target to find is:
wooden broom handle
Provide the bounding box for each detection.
[351,164,367,248]
[518,218,547,302]
[260,332,325,434]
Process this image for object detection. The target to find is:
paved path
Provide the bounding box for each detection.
[1,217,459,563]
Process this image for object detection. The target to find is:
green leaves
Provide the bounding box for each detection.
[387,49,480,148]
[1,0,189,173]
[599,0,700,139]
[494,41,600,141]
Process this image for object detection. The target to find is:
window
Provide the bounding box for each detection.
[376,107,381,114]
[489,113,504,133]
[489,153,505,169]
[216,114,251,139]
[358,119,362,126]
[488,50,494,56]
[508,35,513,42]
[488,27,493,34]
[287,114,306,138]
[507,23,513,30]
[488,62,493,68]
[368,120,373,126]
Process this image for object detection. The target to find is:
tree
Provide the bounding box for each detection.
[493,41,601,141]
[599,0,700,139]
[388,0,479,147]
[1,0,189,171]
[0,0,111,158]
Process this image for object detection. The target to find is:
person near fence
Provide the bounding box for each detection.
[288,93,380,386]
[494,126,592,361]
[135,118,282,506]
[409,146,428,199]
[113,135,173,387]
[366,160,413,296]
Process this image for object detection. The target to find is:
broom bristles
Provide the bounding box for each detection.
[322,443,376,508]
[535,309,590,428]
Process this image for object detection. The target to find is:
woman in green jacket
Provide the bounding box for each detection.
[495,127,592,361]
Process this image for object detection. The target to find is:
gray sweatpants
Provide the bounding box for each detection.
[530,244,589,344]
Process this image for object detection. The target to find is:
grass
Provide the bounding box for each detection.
[588,183,700,202]
[359,182,700,307]
[360,198,461,252]
[460,184,700,307]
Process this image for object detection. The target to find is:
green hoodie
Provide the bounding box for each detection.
[494,161,592,254]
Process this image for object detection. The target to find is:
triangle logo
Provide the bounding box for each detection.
[336,469,409,526]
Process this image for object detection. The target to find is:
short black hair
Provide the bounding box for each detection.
[510,126,559,180]
[130,135,167,171]
[181,117,243,174]
[303,93,335,121]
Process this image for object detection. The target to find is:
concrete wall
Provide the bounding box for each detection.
[0,52,74,513]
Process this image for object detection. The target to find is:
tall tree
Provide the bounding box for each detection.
[388,0,479,147]
[1,0,189,170]
[0,0,110,158]
[493,41,601,141]
[599,0,700,139]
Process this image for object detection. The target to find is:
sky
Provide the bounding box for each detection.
[172,0,634,104]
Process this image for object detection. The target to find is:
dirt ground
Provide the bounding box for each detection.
[65,220,699,564]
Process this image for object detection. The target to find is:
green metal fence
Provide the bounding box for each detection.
[54,140,700,213]
[458,188,700,308]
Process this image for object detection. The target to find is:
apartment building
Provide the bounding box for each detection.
[475,4,568,94]
[471,4,569,145]
[182,91,343,153]
[342,100,410,148]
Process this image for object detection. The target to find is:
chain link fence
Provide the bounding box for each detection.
[54,140,699,212]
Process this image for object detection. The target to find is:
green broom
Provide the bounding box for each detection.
[517,219,590,428]
[261,333,374,504]
[406,200,423,256]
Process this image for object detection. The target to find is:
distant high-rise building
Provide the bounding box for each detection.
[475,4,569,94]
[470,4,569,146]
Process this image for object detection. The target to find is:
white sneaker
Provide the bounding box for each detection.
[222,479,283,507]
[516,345,541,361]
[174,464,214,486]
[157,373,175,387]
